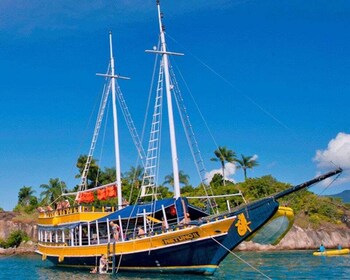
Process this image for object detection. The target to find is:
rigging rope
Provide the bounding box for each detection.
[166,34,339,173]
[198,226,272,279]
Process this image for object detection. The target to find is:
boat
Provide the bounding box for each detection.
[313,248,350,256]
[36,1,343,275]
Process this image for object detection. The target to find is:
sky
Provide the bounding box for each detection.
[1,0,350,211]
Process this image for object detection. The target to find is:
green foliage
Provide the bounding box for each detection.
[235,154,259,180]
[15,187,39,213]
[75,155,100,188]
[0,238,6,248]
[2,230,29,248]
[163,170,190,187]
[18,186,37,206]
[210,146,236,186]
[40,178,67,205]
[13,152,346,230]
[210,173,224,188]
[239,175,290,201]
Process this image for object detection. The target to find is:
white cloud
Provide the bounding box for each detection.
[314,132,350,169]
[205,162,237,183]
[314,132,350,185]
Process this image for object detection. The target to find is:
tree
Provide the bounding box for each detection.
[235,154,259,180]
[210,173,225,188]
[75,155,100,188]
[163,170,190,187]
[40,178,67,205]
[124,165,144,188]
[210,146,236,186]
[99,167,116,185]
[6,230,29,248]
[18,186,35,206]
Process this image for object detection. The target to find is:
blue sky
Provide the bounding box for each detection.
[1,0,350,210]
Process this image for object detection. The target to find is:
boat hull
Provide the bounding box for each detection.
[313,248,350,256]
[247,206,294,245]
[38,197,279,275]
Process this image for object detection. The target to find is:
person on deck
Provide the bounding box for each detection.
[319,244,325,252]
[110,221,120,241]
[179,213,191,226]
[138,226,145,237]
[338,244,342,250]
[63,199,70,209]
[162,217,168,231]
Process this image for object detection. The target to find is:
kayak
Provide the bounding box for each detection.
[313,248,350,256]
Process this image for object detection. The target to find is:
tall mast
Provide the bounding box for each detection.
[157,1,181,199]
[109,32,123,210]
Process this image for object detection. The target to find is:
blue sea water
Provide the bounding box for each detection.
[0,251,349,279]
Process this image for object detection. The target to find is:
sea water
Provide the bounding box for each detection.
[0,251,349,279]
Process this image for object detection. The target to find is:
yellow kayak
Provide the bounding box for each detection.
[313,248,350,256]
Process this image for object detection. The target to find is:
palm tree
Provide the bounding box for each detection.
[235,154,259,180]
[163,170,190,187]
[18,186,35,206]
[40,178,67,205]
[75,155,100,188]
[124,165,144,188]
[99,167,117,185]
[210,146,236,186]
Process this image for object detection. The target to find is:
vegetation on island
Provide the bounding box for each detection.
[0,230,29,249]
[1,147,349,232]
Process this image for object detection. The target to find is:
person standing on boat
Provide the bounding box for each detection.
[137,226,145,237]
[179,213,191,226]
[319,244,325,252]
[338,243,342,250]
[110,221,120,241]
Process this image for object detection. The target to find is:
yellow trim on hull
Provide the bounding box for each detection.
[37,216,236,257]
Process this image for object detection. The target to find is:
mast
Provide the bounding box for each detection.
[109,32,123,210]
[157,0,181,198]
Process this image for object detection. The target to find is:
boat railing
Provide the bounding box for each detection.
[38,205,115,218]
[38,214,236,248]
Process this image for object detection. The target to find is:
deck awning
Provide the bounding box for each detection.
[96,198,177,222]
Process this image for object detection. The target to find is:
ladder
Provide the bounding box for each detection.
[140,58,164,197]
[107,241,116,274]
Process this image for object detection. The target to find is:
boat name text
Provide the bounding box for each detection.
[162,232,200,245]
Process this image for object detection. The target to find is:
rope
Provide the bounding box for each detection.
[166,33,341,173]
[202,229,272,279]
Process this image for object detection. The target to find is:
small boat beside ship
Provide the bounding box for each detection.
[36,0,343,275]
[313,248,350,256]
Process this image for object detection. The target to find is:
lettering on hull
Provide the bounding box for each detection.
[162,232,200,245]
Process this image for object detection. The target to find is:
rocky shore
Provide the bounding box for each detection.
[237,224,350,251]
[0,240,37,255]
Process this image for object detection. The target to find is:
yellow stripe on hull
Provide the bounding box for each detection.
[37,216,235,257]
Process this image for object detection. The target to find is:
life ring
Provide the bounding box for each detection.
[169,206,176,216]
